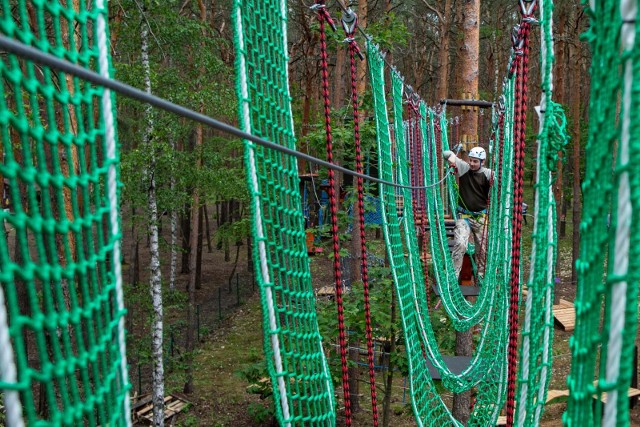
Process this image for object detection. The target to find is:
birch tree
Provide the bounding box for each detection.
[141,13,165,426]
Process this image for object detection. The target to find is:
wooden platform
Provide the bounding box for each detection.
[132,394,190,424]
[599,387,640,403]
[553,298,575,331]
[316,286,335,298]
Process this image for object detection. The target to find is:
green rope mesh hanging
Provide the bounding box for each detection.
[369,39,511,426]
[565,0,640,425]
[0,1,131,426]
[515,0,569,423]
[233,0,335,425]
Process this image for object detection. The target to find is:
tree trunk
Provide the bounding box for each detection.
[453,0,479,422]
[247,236,254,274]
[348,341,360,413]
[453,328,473,424]
[382,290,397,427]
[181,206,191,274]
[435,0,453,102]
[204,204,212,253]
[141,19,165,427]
[169,140,178,290]
[553,11,567,259]
[569,35,582,286]
[185,0,207,394]
[333,45,346,109]
[196,204,204,290]
[457,0,480,151]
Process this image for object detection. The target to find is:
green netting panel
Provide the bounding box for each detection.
[424,98,514,426]
[0,1,131,426]
[369,41,460,427]
[515,0,568,424]
[233,1,335,425]
[564,0,640,425]
[372,39,512,426]
[421,107,492,330]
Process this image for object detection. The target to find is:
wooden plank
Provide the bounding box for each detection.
[559,298,573,307]
[598,387,640,404]
[552,305,575,331]
[546,389,570,403]
[139,395,190,422]
[316,286,335,297]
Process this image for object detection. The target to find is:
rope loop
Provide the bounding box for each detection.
[519,0,537,17]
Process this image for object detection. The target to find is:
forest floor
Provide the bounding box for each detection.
[124,200,640,427]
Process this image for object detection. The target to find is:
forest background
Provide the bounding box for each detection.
[64,0,591,425]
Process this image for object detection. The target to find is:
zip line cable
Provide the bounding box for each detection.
[0,34,452,192]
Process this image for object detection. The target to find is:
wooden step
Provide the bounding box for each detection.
[553,299,575,331]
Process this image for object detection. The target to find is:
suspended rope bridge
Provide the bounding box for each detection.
[0,0,637,426]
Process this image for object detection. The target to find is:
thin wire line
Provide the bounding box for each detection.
[0,35,450,191]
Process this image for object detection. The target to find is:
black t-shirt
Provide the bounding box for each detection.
[452,157,492,212]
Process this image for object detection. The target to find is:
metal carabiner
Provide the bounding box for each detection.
[341,8,358,36]
[310,2,337,32]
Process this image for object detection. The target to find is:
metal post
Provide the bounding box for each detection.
[218,287,222,320]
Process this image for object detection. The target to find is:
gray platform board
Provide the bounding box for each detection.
[432,284,480,297]
[424,356,473,380]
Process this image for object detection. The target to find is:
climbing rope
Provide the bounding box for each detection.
[340,7,379,425]
[505,1,538,424]
[313,3,352,425]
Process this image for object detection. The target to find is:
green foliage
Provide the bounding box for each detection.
[366,13,409,50]
[315,263,409,383]
[247,402,275,425]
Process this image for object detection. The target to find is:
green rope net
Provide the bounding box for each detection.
[369,39,512,426]
[0,1,131,426]
[564,0,640,425]
[515,0,569,423]
[233,1,336,425]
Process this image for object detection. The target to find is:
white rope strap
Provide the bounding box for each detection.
[604,1,636,425]
[96,1,132,424]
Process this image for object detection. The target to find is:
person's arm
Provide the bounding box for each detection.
[442,151,469,176]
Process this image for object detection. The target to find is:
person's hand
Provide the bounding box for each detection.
[442,150,454,160]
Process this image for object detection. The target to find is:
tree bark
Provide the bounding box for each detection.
[204,204,212,253]
[453,0,479,422]
[569,29,582,286]
[181,206,191,274]
[457,0,480,151]
[185,0,207,394]
[141,18,165,426]
[196,204,204,290]
[169,142,178,290]
[554,10,567,250]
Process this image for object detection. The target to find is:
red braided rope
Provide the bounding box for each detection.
[506,8,535,425]
[343,18,379,425]
[315,3,352,424]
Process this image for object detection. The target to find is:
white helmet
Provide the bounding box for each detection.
[469,146,486,161]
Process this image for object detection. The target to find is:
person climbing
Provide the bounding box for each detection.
[442,146,493,280]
